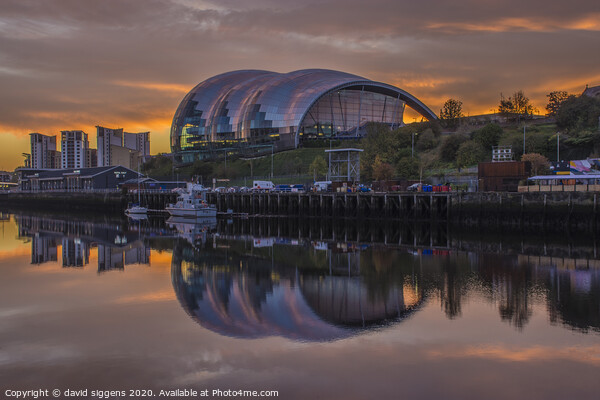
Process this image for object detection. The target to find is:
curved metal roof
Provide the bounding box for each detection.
[171,69,437,151]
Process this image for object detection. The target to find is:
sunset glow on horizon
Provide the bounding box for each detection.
[1,0,599,170]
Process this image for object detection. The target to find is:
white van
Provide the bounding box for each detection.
[253,180,274,191]
[314,181,332,192]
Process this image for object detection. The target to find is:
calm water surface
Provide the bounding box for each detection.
[1,211,600,399]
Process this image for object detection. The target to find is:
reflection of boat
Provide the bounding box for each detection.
[127,212,148,221]
[167,216,217,247]
[125,205,148,215]
[166,183,216,217]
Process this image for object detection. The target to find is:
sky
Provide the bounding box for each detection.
[0,0,599,170]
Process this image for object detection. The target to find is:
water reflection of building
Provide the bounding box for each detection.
[171,239,425,341]
[15,214,152,272]
[98,243,150,272]
[61,237,90,267]
[31,235,58,264]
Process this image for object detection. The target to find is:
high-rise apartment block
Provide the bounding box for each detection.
[60,130,89,169]
[97,126,123,167]
[86,148,98,168]
[97,126,150,169]
[29,133,61,169]
[124,131,150,159]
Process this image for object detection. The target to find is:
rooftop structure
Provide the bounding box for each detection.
[582,84,600,99]
[171,69,437,165]
[325,148,363,182]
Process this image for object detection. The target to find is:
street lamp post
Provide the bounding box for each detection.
[271,145,274,179]
[412,132,415,158]
[523,126,526,155]
[557,132,560,161]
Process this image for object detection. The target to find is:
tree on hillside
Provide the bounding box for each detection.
[499,91,537,115]
[521,153,550,176]
[546,91,575,116]
[416,128,438,151]
[472,123,502,151]
[440,134,468,162]
[395,156,419,179]
[456,141,486,168]
[556,95,600,132]
[309,156,328,180]
[372,155,394,181]
[439,99,464,128]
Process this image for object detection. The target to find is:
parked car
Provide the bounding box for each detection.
[407,183,421,192]
[274,184,291,192]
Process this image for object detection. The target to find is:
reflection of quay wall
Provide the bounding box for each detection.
[217,217,450,250]
[518,254,600,271]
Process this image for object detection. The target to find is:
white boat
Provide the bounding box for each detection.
[166,183,217,218]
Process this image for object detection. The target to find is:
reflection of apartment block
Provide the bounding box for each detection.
[97,126,149,169]
[61,130,89,169]
[98,243,150,272]
[31,235,58,264]
[98,245,124,272]
[30,133,61,169]
[62,238,90,267]
[124,246,151,265]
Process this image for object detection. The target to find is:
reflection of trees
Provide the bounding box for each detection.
[478,254,534,329]
[497,280,532,329]
[547,269,600,333]
[440,260,463,319]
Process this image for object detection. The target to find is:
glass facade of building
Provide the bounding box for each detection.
[171,69,436,164]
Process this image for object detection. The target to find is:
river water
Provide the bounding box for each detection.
[1,211,600,399]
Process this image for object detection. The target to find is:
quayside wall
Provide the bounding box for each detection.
[0,192,126,213]
[1,191,599,232]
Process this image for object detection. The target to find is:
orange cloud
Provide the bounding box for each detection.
[428,345,600,365]
[111,80,191,94]
[113,289,175,304]
[427,14,600,33]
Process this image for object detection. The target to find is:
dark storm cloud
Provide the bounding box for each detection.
[0,0,599,167]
